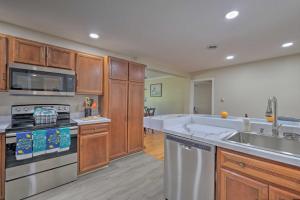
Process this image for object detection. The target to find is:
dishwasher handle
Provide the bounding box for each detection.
[181,144,192,151]
[166,134,212,152]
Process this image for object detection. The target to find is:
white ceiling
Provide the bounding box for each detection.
[0,0,299,72]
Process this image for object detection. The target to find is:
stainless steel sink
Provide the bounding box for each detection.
[225,132,300,157]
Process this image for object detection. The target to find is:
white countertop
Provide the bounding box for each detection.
[0,116,10,133]
[0,123,9,133]
[146,114,300,167]
[72,117,111,125]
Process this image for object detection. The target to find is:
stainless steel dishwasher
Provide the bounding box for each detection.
[164,134,215,200]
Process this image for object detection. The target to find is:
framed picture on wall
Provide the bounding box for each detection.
[150,83,162,97]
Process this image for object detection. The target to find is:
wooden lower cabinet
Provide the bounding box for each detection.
[0,134,5,200]
[269,187,300,200]
[217,148,300,200]
[219,169,268,200]
[79,124,109,174]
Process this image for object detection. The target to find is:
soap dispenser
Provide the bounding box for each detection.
[243,113,251,132]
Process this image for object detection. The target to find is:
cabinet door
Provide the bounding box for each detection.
[269,186,300,200]
[109,57,128,80]
[0,36,7,91]
[79,132,109,174]
[0,134,5,200]
[76,53,103,95]
[128,82,144,153]
[109,79,128,159]
[219,169,268,200]
[9,37,46,66]
[46,46,75,70]
[129,62,145,82]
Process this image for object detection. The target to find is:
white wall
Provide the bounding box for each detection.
[145,76,190,115]
[191,54,300,118]
[0,93,98,116]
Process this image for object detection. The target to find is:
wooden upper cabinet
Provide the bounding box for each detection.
[76,53,104,95]
[109,79,128,159]
[0,35,7,91]
[9,37,46,66]
[269,186,300,200]
[0,134,5,200]
[129,62,145,82]
[46,46,75,70]
[128,82,144,153]
[219,169,268,200]
[109,57,129,80]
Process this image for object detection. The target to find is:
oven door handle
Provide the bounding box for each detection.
[5,126,78,143]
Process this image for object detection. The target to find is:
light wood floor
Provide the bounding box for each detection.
[143,132,164,161]
[27,153,164,200]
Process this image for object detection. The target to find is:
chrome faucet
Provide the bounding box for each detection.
[265,96,281,136]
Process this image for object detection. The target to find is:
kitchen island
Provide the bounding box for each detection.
[145,114,300,200]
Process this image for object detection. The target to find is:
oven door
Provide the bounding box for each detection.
[5,126,78,179]
[9,63,75,96]
[5,126,78,200]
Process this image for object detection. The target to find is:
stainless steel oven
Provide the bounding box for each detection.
[9,63,75,96]
[5,104,78,200]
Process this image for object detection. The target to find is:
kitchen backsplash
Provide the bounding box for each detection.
[0,92,99,116]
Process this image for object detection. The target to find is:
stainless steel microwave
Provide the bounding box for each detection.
[9,63,75,96]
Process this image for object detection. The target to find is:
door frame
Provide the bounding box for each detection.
[189,78,215,114]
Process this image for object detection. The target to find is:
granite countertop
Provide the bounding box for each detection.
[0,123,9,133]
[163,124,300,168]
[0,116,10,133]
[148,114,300,168]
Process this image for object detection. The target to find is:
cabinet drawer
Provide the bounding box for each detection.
[218,148,300,193]
[80,123,110,135]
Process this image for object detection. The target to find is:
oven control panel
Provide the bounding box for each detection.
[12,104,70,115]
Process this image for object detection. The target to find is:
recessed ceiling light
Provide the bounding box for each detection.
[89,33,99,39]
[281,42,294,48]
[225,10,239,20]
[226,55,235,60]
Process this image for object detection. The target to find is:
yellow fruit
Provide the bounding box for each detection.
[266,116,274,122]
[220,111,229,119]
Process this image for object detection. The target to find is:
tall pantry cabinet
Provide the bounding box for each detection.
[102,56,145,159]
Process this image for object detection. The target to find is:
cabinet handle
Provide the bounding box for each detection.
[239,162,246,168]
[41,49,46,60]
[181,144,192,151]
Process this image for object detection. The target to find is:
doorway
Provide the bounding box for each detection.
[191,79,214,114]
